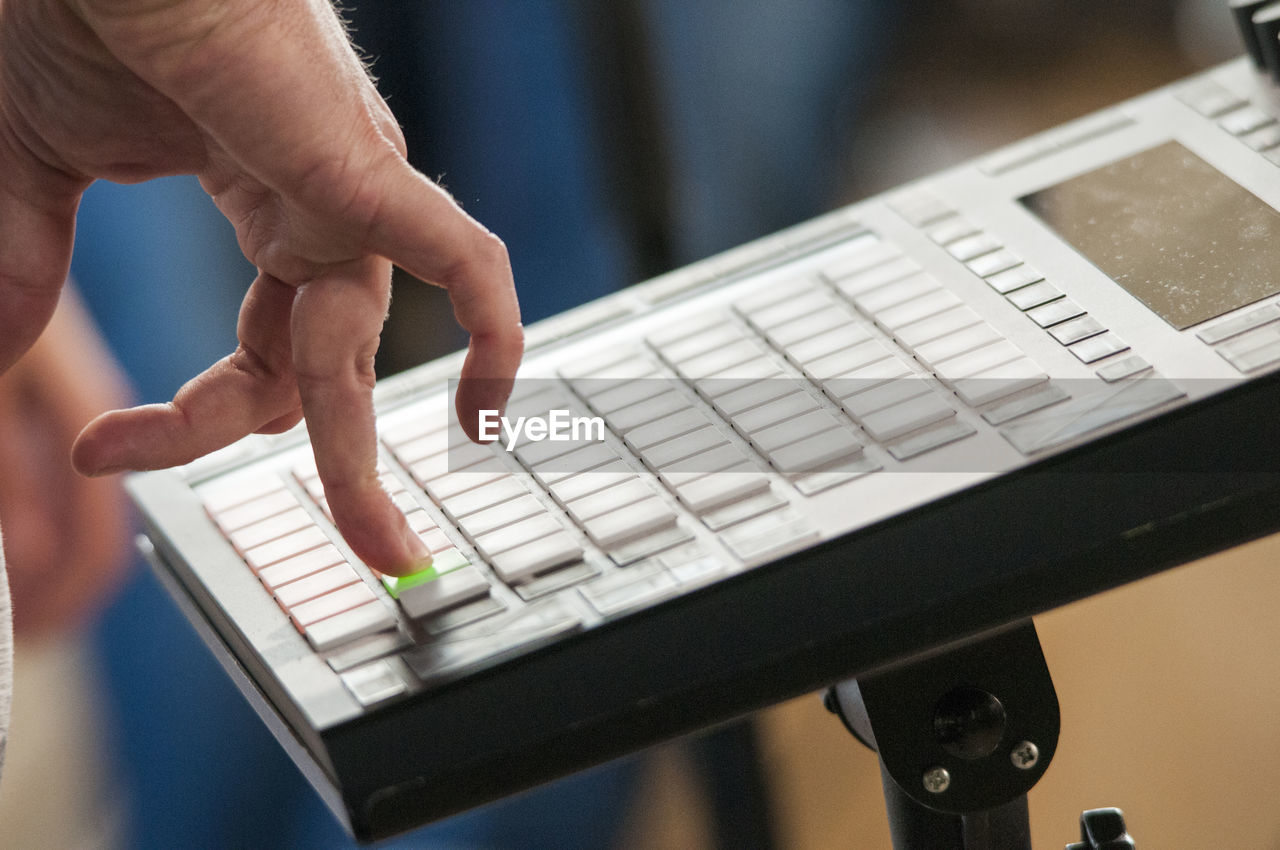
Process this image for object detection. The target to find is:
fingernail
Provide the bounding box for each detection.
[404,526,432,566]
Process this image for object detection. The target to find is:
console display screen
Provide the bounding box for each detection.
[1020,141,1280,329]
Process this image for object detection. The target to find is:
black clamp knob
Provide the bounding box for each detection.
[1065,807,1136,850]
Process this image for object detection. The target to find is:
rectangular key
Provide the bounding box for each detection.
[894,306,984,352]
[303,601,397,652]
[859,394,955,441]
[608,390,692,433]
[1196,304,1280,344]
[966,250,1022,278]
[229,506,314,552]
[719,513,817,562]
[1049,315,1106,345]
[586,378,670,415]
[1025,298,1084,328]
[887,420,977,461]
[750,409,843,452]
[822,356,913,399]
[985,264,1044,294]
[275,564,362,609]
[198,473,285,515]
[624,408,708,450]
[766,428,863,474]
[952,358,1048,407]
[764,307,854,348]
[821,239,901,279]
[1000,378,1184,455]
[457,494,545,539]
[1006,282,1063,310]
[211,489,300,533]
[641,426,728,469]
[532,443,619,483]
[243,526,331,572]
[653,323,744,364]
[780,324,872,366]
[738,289,828,328]
[1068,333,1129,364]
[925,217,980,245]
[489,532,584,584]
[912,323,1003,370]
[580,497,678,548]
[674,470,772,514]
[290,582,379,627]
[426,465,510,502]
[851,273,940,317]
[947,232,1001,262]
[473,513,564,558]
[389,563,488,617]
[831,256,921,297]
[547,464,635,505]
[730,392,822,436]
[873,290,963,331]
[934,340,1024,385]
[565,479,654,523]
[441,477,529,519]
[676,339,765,380]
[657,444,751,488]
[644,313,723,349]
[257,544,346,588]
[803,340,894,383]
[713,379,803,418]
[840,377,932,419]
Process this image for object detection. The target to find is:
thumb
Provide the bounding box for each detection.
[0,186,79,375]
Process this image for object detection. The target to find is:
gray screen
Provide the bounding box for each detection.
[1020,141,1280,330]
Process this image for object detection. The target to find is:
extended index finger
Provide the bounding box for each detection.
[290,259,430,576]
[366,161,524,440]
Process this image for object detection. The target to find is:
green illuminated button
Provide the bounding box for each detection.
[381,549,490,619]
[380,548,470,599]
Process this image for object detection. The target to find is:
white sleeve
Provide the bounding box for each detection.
[0,524,12,779]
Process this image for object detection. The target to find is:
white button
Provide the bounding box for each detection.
[304,601,397,652]
[913,324,1004,370]
[580,497,678,547]
[952,357,1048,407]
[489,533,584,584]
[894,306,984,352]
[859,395,955,441]
[395,566,491,617]
[873,290,963,331]
[766,429,863,474]
[934,340,1024,385]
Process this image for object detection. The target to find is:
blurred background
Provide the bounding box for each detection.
[3,0,1279,847]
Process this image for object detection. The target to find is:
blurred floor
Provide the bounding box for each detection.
[620,534,1280,849]
[0,636,125,849]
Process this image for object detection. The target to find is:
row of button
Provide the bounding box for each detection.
[643,313,873,482]
[557,354,818,561]
[1180,79,1280,166]
[380,413,586,587]
[199,475,398,652]
[895,194,1142,381]
[730,276,976,458]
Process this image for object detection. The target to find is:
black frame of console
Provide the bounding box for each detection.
[142,367,1280,842]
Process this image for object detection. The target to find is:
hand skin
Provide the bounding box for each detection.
[0,0,523,576]
[0,290,132,639]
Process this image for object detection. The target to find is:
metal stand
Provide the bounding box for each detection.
[825,620,1134,849]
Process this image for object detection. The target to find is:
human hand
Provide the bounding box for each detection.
[0,290,132,639]
[0,0,523,575]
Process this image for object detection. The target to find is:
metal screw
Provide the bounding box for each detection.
[922,766,951,794]
[1011,741,1040,770]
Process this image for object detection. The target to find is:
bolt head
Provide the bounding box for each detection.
[922,766,951,794]
[1011,741,1040,770]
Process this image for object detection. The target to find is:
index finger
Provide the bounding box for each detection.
[291,259,430,576]
[365,160,524,440]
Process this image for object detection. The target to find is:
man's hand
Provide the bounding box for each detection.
[0,290,132,638]
[0,0,523,575]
